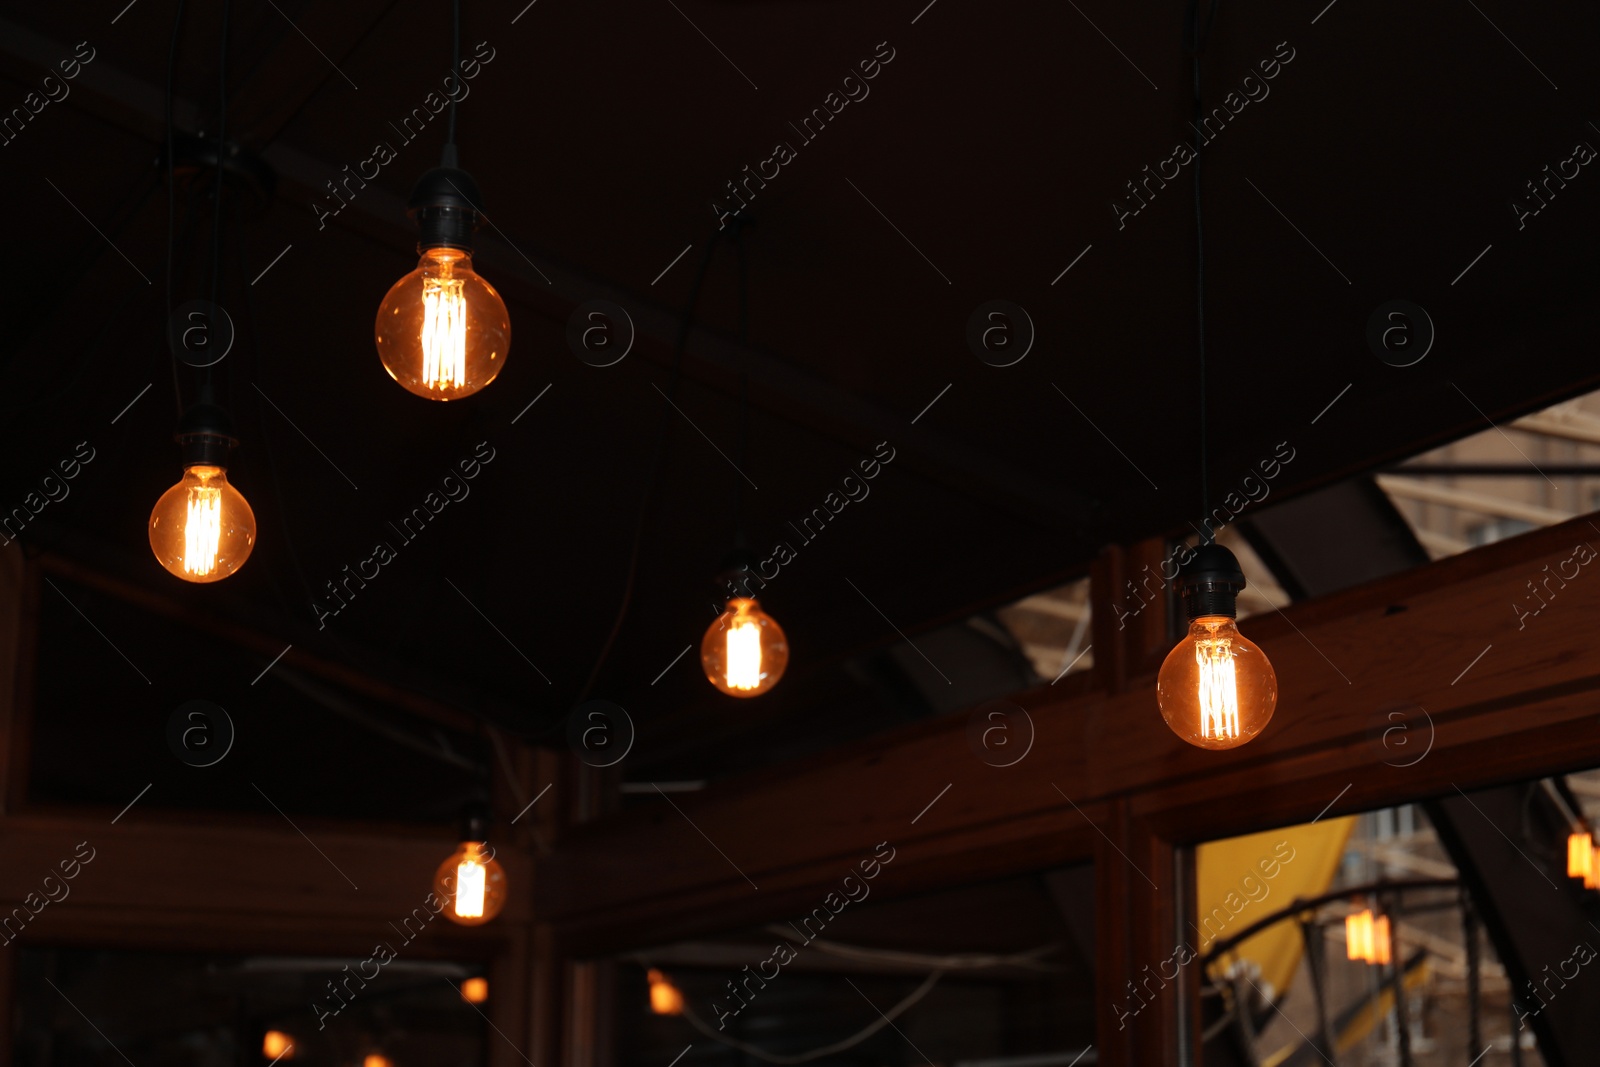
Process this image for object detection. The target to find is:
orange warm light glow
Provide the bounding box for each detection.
[363,1056,393,1067]
[648,969,684,1015]
[1345,909,1392,965]
[700,597,789,697]
[433,840,508,926]
[149,464,256,582]
[376,248,510,400]
[262,1031,294,1060]
[461,977,489,1004]
[1568,832,1594,879]
[1156,616,1277,750]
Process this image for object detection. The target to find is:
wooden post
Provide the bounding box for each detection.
[1090,538,1175,694]
[1096,802,1188,1067]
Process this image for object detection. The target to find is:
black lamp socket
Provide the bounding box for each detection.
[1176,542,1246,620]
[176,402,238,469]
[459,801,492,843]
[409,166,483,253]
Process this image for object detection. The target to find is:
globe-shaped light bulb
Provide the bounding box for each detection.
[376,248,509,400]
[701,597,788,697]
[1156,616,1276,750]
[148,464,256,583]
[433,840,508,926]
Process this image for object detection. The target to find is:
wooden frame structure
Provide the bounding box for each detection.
[5,511,1600,1065]
[538,513,1600,1066]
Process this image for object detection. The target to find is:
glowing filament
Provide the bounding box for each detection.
[725,616,763,690]
[421,275,467,390]
[1194,635,1240,740]
[1569,832,1594,879]
[455,855,486,918]
[1346,909,1391,965]
[184,485,222,576]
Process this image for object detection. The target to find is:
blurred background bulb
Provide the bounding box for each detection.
[261,1031,294,1060]
[1568,831,1593,879]
[701,597,788,697]
[149,465,256,582]
[459,977,489,1004]
[433,839,507,926]
[1345,908,1391,965]
[376,248,509,400]
[647,969,684,1015]
[1156,616,1276,750]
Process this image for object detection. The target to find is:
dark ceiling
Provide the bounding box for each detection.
[2,0,1598,790]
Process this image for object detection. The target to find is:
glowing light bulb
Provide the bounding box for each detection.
[262,1031,294,1060]
[460,977,489,1004]
[1159,544,1275,749]
[149,465,256,582]
[1587,847,1600,891]
[1569,832,1594,879]
[1158,616,1276,748]
[434,840,507,926]
[1344,910,1370,962]
[648,969,684,1015]
[701,597,788,697]
[377,248,509,400]
[364,1055,393,1067]
[1344,909,1391,965]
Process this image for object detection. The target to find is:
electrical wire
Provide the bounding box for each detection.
[731,217,751,549]
[1186,0,1219,539]
[760,928,1062,972]
[165,0,188,417]
[206,0,232,401]
[573,227,727,706]
[672,969,944,1065]
[447,0,462,151]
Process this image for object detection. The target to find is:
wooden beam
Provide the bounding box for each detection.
[35,552,494,739]
[1512,411,1600,449]
[0,812,530,955]
[1375,475,1572,526]
[537,512,1600,962]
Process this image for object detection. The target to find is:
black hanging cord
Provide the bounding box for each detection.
[445,0,462,161]
[731,218,752,550]
[206,0,232,396]
[572,229,728,706]
[164,0,188,417]
[1186,0,1219,539]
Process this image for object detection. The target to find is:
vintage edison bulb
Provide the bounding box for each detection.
[647,969,684,1015]
[1568,832,1594,879]
[376,248,509,400]
[1345,909,1390,965]
[1156,616,1276,750]
[261,1031,294,1060]
[148,465,256,582]
[701,597,788,697]
[433,840,507,926]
